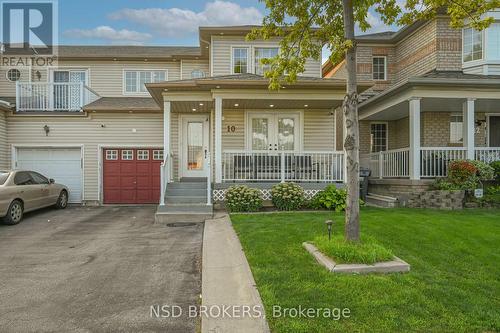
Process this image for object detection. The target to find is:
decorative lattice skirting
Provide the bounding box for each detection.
[212,189,322,202]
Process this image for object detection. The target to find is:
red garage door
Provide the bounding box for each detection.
[103,148,162,204]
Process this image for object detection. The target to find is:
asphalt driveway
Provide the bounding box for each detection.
[0,206,203,333]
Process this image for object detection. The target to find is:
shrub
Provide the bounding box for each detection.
[448,160,477,183]
[311,185,347,211]
[225,185,262,212]
[470,160,495,181]
[490,161,500,182]
[271,182,305,211]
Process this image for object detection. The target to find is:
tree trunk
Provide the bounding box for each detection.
[342,0,360,242]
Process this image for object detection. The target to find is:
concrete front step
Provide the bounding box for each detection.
[167,182,208,190]
[166,195,208,204]
[366,193,399,208]
[155,204,213,223]
[166,188,208,196]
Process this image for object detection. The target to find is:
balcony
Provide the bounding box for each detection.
[16,82,100,112]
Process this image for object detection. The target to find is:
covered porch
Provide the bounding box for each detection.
[147,74,369,206]
[358,73,500,180]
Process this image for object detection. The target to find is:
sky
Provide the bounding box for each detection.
[57,0,397,63]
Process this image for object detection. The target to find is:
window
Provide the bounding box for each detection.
[463,27,483,62]
[153,150,164,160]
[106,150,118,160]
[29,172,49,184]
[370,123,388,153]
[254,47,279,75]
[232,48,249,74]
[450,114,463,143]
[124,70,166,93]
[6,68,21,82]
[248,112,300,151]
[14,172,34,186]
[487,23,500,60]
[372,57,386,80]
[137,150,149,160]
[191,69,206,79]
[121,150,134,160]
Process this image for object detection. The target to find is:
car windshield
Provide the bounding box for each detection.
[0,171,10,185]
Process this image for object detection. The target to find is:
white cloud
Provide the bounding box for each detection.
[64,26,152,44]
[108,0,263,38]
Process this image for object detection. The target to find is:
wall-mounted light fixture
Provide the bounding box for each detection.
[35,70,41,81]
[43,125,50,136]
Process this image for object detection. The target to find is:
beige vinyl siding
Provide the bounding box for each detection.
[7,112,164,202]
[0,67,31,97]
[47,60,181,97]
[222,109,245,150]
[0,111,8,169]
[220,109,335,151]
[303,109,335,151]
[211,36,321,77]
[181,60,210,79]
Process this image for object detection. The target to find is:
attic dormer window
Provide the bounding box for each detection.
[463,27,483,62]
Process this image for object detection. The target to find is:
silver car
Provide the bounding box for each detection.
[0,170,69,225]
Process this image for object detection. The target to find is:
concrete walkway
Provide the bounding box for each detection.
[202,213,270,333]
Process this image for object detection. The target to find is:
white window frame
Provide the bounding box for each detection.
[370,121,389,153]
[245,110,303,152]
[122,69,168,95]
[462,27,484,64]
[105,150,118,160]
[231,46,250,74]
[253,46,280,75]
[449,114,464,144]
[153,150,164,160]
[121,150,134,160]
[49,67,90,85]
[372,56,387,81]
[137,150,150,160]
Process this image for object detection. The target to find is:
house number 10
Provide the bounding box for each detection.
[227,125,236,133]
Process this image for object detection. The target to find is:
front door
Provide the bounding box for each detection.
[489,116,500,147]
[53,70,87,110]
[181,115,210,178]
[247,112,301,152]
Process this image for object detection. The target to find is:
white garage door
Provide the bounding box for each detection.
[16,148,83,203]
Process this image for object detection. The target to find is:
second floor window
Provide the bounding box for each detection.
[254,47,279,75]
[232,48,249,74]
[124,70,166,93]
[372,56,386,80]
[463,27,483,62]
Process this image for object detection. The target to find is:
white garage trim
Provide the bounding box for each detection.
[12,144,85,203]
[97,144,163,204]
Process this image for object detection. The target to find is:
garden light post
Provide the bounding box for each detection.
[325,220,333,241]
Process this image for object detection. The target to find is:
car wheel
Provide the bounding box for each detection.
[2,200,23,225]
[56,190,68,209]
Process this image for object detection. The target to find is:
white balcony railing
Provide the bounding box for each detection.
[475,147,500,163]
[222,151,344,182]
[16,82,100,112]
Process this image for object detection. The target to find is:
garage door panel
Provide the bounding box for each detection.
[16,148,82,203]
[103,148,160,204]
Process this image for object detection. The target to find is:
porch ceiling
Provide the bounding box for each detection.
[362,97,500,121]
[171,98,342,113]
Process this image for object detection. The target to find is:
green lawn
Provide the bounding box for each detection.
[231,208,500,333]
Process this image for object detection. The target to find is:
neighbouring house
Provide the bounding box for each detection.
[324,10,500,202]
[0,26,372,220]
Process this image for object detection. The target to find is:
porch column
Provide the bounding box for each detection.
[214,97,222,183]
[463,98,475,160]
[409,97,421,180]
[163,100,171,172]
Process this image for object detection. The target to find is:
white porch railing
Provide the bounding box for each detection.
[16,82,100,112]
[222,151,344,182]
[475,147,500,163]
[159,153,173,206]
[420,147,467,178]
[368,148,410,178]
[205,151,212,206]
